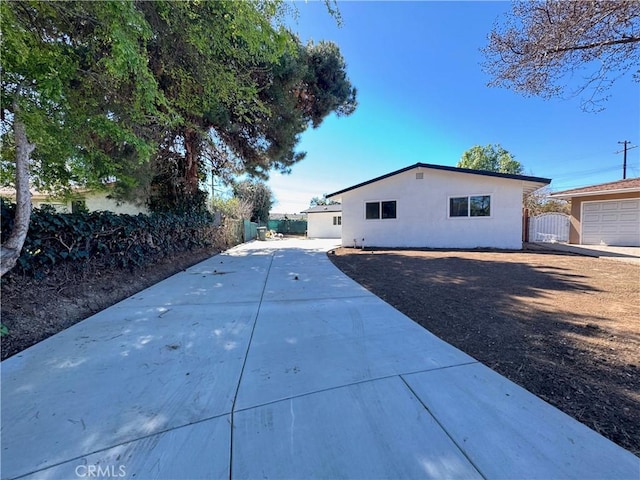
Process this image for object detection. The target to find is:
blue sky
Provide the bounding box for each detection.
[266,1,640,213]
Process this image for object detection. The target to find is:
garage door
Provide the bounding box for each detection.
[582,199,640,246]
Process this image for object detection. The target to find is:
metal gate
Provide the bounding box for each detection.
[529,213,570,243]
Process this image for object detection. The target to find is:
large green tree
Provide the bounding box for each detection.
[144,34,357,208]
[1,0,357,275]
[483,1,640,111]
[229,39,358,179]
[457,144,524,175]
[0,1,163,275]
[132,2,356,212]
[135,0,293,211]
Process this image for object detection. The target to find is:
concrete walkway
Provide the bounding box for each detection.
[1,239,638,479]
[529,241,640,264]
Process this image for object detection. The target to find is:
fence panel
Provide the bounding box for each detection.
[268,219,307,235]
[529,213,570,243]
[243,220,258,242]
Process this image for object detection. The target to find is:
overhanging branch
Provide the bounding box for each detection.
[546,35,640,54]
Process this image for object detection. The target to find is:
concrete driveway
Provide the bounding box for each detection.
[530,241,640,264]
[1,238,638,479]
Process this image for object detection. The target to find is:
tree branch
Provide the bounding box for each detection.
[545,35,640,54]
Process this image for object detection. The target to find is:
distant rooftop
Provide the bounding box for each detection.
[301,204,342,214]
[551,177,640,198]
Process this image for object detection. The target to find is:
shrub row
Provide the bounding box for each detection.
[1,199,221,278]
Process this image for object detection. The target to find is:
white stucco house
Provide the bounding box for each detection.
[0,185,148,215]
[326,163,551,250]
[302,204,342,238]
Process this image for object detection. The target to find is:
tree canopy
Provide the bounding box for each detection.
[0,0,357,275]
[457,144,524,175]
[232,180,274,224]
[483,1,640,111]
[1,1,163,275]
[1,1,162,193]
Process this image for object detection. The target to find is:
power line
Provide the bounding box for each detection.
[545,163,625,180]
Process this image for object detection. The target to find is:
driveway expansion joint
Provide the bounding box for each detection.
[8,413,231,480]
[398,374,488,479]
[228,251,275,480]
[233,362,481,415]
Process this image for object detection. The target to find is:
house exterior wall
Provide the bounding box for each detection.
[340,168,525,249]
[83,192,148,215]
[568,191,640,244]
[31,199,71,213]
[307,211,342,238]
[30,192,147,215]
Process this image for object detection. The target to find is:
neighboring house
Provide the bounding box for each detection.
[301,204,342,239]
[0,186,148,215]
[326,163,550,249]
[549,177,640,246]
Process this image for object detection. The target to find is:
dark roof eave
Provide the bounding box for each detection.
[326,163,551,198]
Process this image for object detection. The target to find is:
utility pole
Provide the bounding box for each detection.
[615,141,638,179]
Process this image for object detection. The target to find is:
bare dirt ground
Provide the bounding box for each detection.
[328,247,640,457]
[1,247,218,361]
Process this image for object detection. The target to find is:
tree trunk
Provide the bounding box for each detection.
[183,128,201,195]
[1,114,34,277]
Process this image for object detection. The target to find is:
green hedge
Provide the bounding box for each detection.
[1,199,219,277]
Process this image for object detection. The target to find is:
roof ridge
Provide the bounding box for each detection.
[327,162,551,198]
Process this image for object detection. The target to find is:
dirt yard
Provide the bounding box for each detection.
[329,247,640,457]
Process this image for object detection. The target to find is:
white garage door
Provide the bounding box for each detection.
[582,199,640,246]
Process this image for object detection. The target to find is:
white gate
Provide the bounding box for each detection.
[529,213,570,243]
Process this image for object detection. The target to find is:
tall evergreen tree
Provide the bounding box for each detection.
[1,0,357,275]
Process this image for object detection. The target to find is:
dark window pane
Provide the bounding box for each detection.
[381,201,397,219]
[337,216,342,225]
[449,197,468,217]
[470,195,491,216]
[365,202,380,219]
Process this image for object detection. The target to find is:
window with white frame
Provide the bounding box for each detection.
[365,201,396,219]
[449,195,491,217]
[333,215,342,225]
